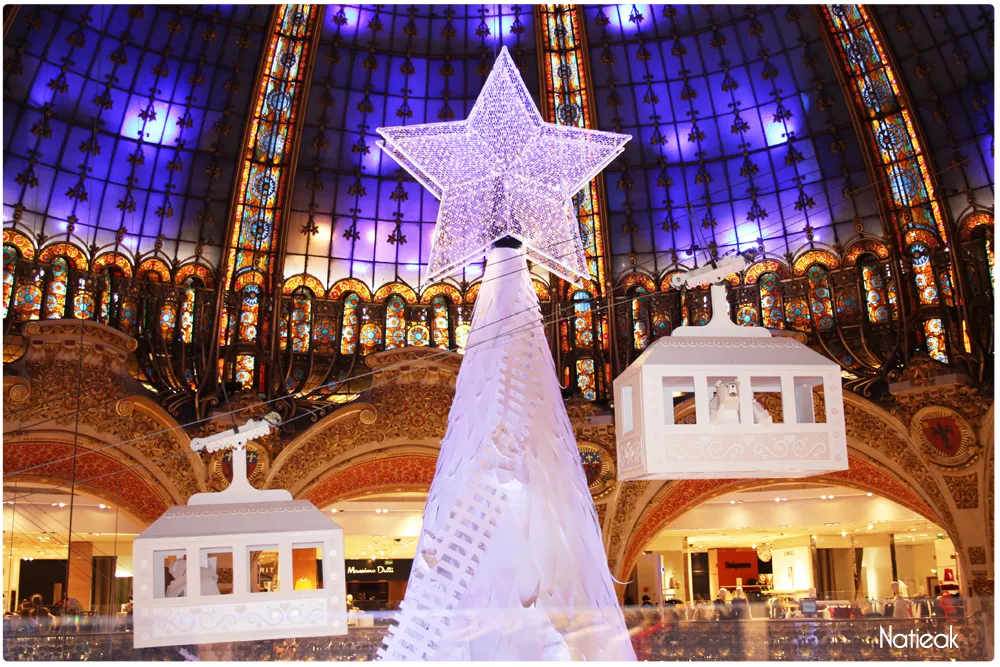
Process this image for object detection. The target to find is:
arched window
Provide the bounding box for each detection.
[806,265,835,331]
[179,278,199,343]
[340,293,360,355]
[384,294,406,350]
[859,258,890,324]
[757,273,785,329]
[430,296,450,349]
[43,257,69,319]
[3,245,17,319]
[631,287,651,350]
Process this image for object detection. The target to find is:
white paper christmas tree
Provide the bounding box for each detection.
[375,47,633,661]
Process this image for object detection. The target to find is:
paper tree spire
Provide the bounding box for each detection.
[377,46,630,287]
[376,246,636,661]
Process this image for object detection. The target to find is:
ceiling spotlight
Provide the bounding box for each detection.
[382,508,389,513]
[330,509,339,513]
[729,500,736,505]
[866,492,873,497]
[828,495,834,500]
[774,498,781,503]
[867,524,874,530]
[841,531,847,537]
[375,509,382,514]
[937,533,944,538]
[821,495,827,500]
[98,504,108,509]
[781,498,788,502]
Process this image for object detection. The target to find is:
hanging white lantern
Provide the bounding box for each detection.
[613,262,847,480]
[133,415,346,648]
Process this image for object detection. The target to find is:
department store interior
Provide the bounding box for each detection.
[1,1,994,661]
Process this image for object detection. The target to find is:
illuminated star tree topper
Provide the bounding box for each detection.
[376,46,630,286]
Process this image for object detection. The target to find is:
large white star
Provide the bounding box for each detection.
[376,46,630,287]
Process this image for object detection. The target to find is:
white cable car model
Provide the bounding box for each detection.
[132,413,347,648]
[613,256,848,479]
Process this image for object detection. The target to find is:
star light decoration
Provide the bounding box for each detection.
[376,46,630,287]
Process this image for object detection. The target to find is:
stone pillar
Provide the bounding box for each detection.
[67,541,93,610]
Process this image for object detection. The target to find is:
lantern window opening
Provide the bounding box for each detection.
[621,384,634,433]
[751,376,782,424]
[292,543,324,591]
[793,376,825,424]
[249,544,281,593]
[660,376,694,425]
[155,550,188,599]
[200,547,234,596]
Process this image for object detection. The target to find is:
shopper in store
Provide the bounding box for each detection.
[713,588,732,620]
[25,595,53,634]
[887,581,911,618]
[730,586,752,619]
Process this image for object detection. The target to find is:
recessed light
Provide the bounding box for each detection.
[828,495,834,500]
[841,531,847,537]
[866,492,873,497]
[774,498,781,503]
[867,524,874,530]
[729,500,736,505]
[821,495,827,500]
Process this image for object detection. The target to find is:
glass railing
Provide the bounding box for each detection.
[1,605,989,661]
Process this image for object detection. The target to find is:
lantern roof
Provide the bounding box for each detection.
[135,500,340,541]
[630,335,838,369]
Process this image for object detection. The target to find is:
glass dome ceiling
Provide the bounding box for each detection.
[3,4,993,292]
[3,5,271,272]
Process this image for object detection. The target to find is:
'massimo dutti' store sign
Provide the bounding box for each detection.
[344,559,413,581]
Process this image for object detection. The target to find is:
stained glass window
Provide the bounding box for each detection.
[454,323,471,354]
[313,317,337,354]
[14,284,41,321]
[735,303,759,327]
[340,293,360,355]
[223,5,320,296]
[240,284,262,343]
[3,246,16,319]
[359,321,382,356]
[632,287,650,350]
[758,273,785,329]
[99,271,113,324]
[572,291,595,348]
[431,297,450,349]
[235,354,255,390]
[576,358,596,401]
[384,295,406,350]
[407,324,430,347]
[179,280,197,344]
[43,258,69,319]
[120,299,137,335]
[160,302,178,342]
[72,281,95,321]
[860,259,890,324]
[806,265,835,331]
[289,291,312,352]
[820,4,950,362]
